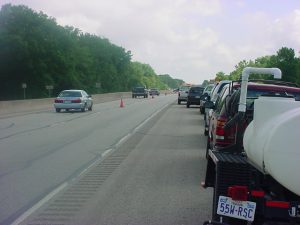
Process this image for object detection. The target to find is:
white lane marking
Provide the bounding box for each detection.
[11,182,68,225]
[115,134,131,148]
[50,121,65,127]
[101,148,113,158]
[134,102,170,133]
[10,100,172,225]
[114,102,171,149]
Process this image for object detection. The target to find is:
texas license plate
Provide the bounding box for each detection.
[217,196,256,221]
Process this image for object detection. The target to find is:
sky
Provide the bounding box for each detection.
[1,0,300,84]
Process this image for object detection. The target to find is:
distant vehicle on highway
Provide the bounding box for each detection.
[177,85,191,104]
[132,87,148,98]
[186,85,204,108]
[149,88,160,96]
[54,90,93,112]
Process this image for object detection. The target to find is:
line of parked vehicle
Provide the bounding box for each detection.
[202,79,300,155]
[200,68,300,225]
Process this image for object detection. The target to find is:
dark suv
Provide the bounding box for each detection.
[132,87,148,98]
[206,81,300,154]
[186,86,204,108]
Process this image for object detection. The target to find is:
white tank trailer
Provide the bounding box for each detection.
[244,94,300,196]
[204,67,300,224]
[240,67,300,197]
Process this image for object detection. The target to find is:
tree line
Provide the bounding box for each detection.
[206,47,300,85]
[0,4,184,100]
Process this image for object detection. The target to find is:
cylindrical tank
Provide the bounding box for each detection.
[243,96,300,196]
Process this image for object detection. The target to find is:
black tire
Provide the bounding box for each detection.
[186,103,190,108]
[56,108,61,113]
[132,95,134,98]
[81,104,87,112]
[206,136,210,159]
[178,100,181,105]
[88,104,93,111]
[200,107,205,114]
[204,128,208,136]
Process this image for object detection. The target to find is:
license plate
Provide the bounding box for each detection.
[195,96,200,98]
[64,100,71,103]
[217,196,256,221]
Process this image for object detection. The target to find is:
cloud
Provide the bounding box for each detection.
[1,0,300,83]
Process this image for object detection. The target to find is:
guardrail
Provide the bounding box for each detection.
[0,92,131,117]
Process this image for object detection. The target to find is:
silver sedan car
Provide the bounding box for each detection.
[54,90,93,112]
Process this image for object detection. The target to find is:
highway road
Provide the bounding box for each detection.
[0,94,213,225]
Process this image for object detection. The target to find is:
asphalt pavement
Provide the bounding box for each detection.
[0,95,176,225]
[19,102,213,225]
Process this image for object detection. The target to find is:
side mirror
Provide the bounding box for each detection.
[204,100,214,109]
[200,93,209,100]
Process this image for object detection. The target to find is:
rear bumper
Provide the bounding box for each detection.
[178,96,187,101]
[187,98,200,105]
[54,103,85,109]
[133,93,147,96]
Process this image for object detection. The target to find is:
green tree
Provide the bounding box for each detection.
[272,47,299,83]
[0,4,183,100]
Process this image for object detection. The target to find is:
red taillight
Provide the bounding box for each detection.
[71,99,81,103]
[266,201,290,208]
[215,116,236,146]
[215,118,226,140]
[54,99,63,103]
[228,186,248,201]
[251,190,265,197]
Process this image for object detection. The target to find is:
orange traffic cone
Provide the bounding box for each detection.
[120,98,124,108]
